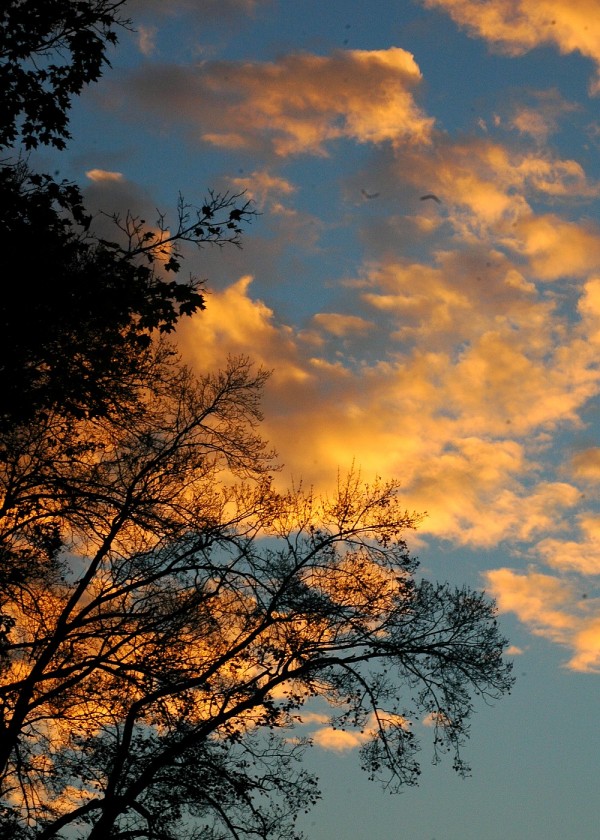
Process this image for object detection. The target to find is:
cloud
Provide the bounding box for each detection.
[310,313,374,337]
[176,261,597,548]
[85,169,124,182]
[124,48,434,156]
[508,88,581,143]
[227,169,296,210]
[390,138,597,244]
[312,727,370,751]
[136,25,157,56]
[309,711,410,752]
[484,568,600,672]
[422,711,451,727]
[537,515,600,575]
[421,0,600,94]
[510,216,600,280]
[571,447,600,482]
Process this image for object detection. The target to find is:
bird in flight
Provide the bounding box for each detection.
[361,188,380,199]
[420,193,441,204]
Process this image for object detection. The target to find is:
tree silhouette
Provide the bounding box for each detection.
[0,348,513,839]
[0,0,129,150]
[0,163,253,430]
[0,3,514,837]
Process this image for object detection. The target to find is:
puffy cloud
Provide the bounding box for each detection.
[125,48,434,156]
[392,139,597,243]
[484,568,578,640]
[421,0,600,93]
[510,216,600,280]
[422,711,451,727]
[577,277,600,343]
[176,264,596,548]
[312,728,369,751]
[310,711,410,752]
[310,313,375,337]
[537,515,600,575]
[508,88,581,143]
[485,568,600,671]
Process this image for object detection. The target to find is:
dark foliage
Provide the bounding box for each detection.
[0,0,129,150]
[0,163,253,429]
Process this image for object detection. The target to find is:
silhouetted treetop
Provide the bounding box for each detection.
[0,163,254,429]
[0,0,130,150]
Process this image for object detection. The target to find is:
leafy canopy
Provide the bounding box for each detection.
[0,0,129,150]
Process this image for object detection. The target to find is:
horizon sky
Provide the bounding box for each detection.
[31,1,600,837]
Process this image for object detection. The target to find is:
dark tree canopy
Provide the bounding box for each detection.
[0,163,253,429]
[0,0,257,429]
[0,0,129,150]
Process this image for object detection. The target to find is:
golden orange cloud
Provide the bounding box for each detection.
[537,515,600,575]
[511,216,600,280]
[485,568,600,672]
[227,169,297,210]
[176,262,597,548]
[310,313,375,337]
[421,0,600,93]
[85,169,124,182]
[571,447,600,482]
[393,138,597,243]
[129,48,434,156]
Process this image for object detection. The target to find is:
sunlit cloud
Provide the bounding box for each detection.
[310,313,375,337]
[312,728,369,751]
[176,260,596,549]
[510,216,600,280]
[422,711,451,727]
[227,169,297,210]
[309,711,410,752]
[508,88,581,143]
[421,0,600,94]
[484,568,600,672]
[537,515,600,575]
[85,169,124,182]
[124,47,434,156]
[391,139,597,244]
[571,447,600,482]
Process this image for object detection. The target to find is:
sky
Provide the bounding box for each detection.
[32,1,600,837]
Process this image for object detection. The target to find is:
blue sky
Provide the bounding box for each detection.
[34,1,600,836]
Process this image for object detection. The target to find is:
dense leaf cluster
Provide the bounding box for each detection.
[0,0,128,150]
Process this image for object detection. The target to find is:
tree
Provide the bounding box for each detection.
[1,0,257,431]
[0,162,254,430]
[0,0,130,150]
[0,346,514,840]
[0,3,513,837]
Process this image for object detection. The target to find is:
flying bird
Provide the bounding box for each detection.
[361,188,380,199]
[420,193,442,204]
